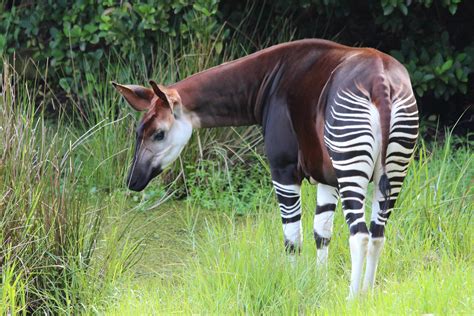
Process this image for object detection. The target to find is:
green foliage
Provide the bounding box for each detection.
[0,62,139,313]
[380,0,462,16]
[185,157,272,214]
[390,33,472,99]
[223,0,473,104]
[0,0,223,89]
[2,0,472,107]
[377,0,473,100]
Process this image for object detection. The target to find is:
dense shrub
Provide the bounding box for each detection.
[1,0,472,118]
[221,0,473,116]
[0,0,222,92]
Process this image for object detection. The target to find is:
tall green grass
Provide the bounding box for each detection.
[0,62,140,313]
[0,22,294,313]
[107,137,472,315]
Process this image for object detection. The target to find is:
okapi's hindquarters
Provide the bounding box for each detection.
[324,85,418,298]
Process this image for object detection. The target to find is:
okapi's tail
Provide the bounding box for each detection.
[378,173,391,212]
[372,74,392,212]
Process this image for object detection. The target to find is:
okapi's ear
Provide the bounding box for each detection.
[111,82,154,111]
[149,80,180,113]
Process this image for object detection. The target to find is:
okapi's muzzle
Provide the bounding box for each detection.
[127,163,162,192]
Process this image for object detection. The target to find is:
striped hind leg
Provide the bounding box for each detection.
[328,145,372,297]
[363,147,415,291]
[340,176,371,298]
[362,163,390,293]
[314,184,339,265]
[324,91,376,297]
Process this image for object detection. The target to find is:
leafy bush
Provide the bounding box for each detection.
[222,0,473,113]
[0,0,223,93]
[185,157,272,214]
[378,0,473,100]
[2,0,472,108]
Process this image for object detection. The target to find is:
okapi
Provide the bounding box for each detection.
[113,39,419,298]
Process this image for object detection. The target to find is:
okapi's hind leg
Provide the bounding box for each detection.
[324,88,378,298]
[341,178,371,298]
[313,184,339,265]
[362,171,390,293]
[328,144,372,298]
[363,144,415,292]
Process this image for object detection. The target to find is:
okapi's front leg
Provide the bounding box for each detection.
[263,100,302,254]
[272,179,303,253]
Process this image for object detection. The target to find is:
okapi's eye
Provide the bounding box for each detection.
[153,130,165,141]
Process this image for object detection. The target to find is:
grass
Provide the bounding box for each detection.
[105,138,473,315]
[0,30,280,313]
[0,61,141,314]
[1,28,472,314]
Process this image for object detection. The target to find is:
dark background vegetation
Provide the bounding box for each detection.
[1,0,473,133]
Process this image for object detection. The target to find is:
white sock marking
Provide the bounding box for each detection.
[348,233,369,299]
[362,237,385,292]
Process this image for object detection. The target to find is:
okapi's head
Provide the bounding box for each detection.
[112,80,192,191]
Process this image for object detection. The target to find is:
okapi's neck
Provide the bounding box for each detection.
[171,39,350,128]
[170,48,286,128]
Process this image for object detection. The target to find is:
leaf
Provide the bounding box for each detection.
[422,74,435,82]
[84,23,98,34]
[399,4,408,15]
[415,87,424,97]
[215,41,223,54]
[455,53,466,63]
[439,59,453,74]
[455,67,463,80]
[383,5,394,15]
[433,53,443,66]
[460,67,469,82]
[90,34,100,44]
[70,25,82,37]
[59,78,71,93]
[101,15,111,23]
[413,70,423,82]
[449,4,457,15]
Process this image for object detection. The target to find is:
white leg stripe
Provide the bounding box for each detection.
[314,212,334,239]
[272,181,301,193]
[283,221,302,245]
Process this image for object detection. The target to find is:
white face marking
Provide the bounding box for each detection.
[143,114,193,170]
